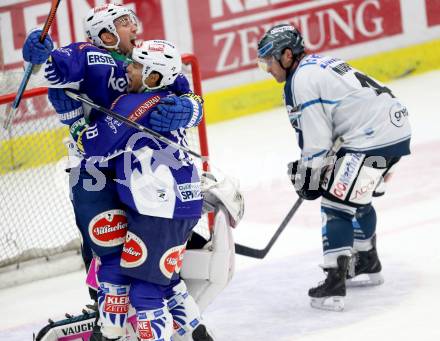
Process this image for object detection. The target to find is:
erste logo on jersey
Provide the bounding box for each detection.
[88,209,128,247]
[121,231,148,268]
[87,51,117,67]
[159,245,186,279]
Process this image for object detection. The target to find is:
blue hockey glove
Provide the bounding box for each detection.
[287,160,322,200]
[48,88,87,144]
[149,94,203,132]
[22,29,54,64]
[48,88,83,125]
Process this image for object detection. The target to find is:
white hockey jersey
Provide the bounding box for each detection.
[284,54,411,162]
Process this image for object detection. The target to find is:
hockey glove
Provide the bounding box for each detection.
[48,88,83,125]
[22,29,54,65]
[287,160,322,200]
[48,88,87,148]
[149,94,203,132]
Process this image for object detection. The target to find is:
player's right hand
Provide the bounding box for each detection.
[22,29,54,64]
[48,88,82,122]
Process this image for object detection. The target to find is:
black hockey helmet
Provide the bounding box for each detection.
[257,24,305,61]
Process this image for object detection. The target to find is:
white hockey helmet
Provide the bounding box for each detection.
[132,40,182,90]
[84,3,137,50]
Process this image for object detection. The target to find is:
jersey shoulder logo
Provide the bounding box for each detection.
[87,51,117,66]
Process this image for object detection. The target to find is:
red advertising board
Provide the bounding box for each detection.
[426,0,440,27]
[0,0,165,71]
[188,0,403,79]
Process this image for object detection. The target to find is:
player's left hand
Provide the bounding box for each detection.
[287,160,322,200]
[149,96,195,132]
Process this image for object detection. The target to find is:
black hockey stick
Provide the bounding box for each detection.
[3,0,62,130]
[234,197,304,258]
[234,136,345,259]
[65,90,207,162]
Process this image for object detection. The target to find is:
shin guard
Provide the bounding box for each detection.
[97,282,130,339]
[136,308,174,341]
[167,280,204,339]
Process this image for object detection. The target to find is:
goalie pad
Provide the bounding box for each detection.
[201,172,244,228]
[35,310,97,341]
[180,205,235,312]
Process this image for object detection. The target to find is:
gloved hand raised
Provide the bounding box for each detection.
[287,160,322,200]
[149,94,202,132]
[22,29,54,64]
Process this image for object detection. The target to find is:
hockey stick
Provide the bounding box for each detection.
[234,136,345,259]
[64,90,207,161]
[3,0,62,130]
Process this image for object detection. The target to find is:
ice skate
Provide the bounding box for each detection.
[347,236,384,287]
[308,255,350,312]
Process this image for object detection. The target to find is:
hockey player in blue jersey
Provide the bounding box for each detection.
[73,40,211,341]
[257,24,411,311]
[22,4,204,340]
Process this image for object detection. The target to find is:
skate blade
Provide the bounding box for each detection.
[310,296,344,312]
[347,273,384,287]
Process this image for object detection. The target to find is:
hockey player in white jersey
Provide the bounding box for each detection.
[257,24,411,311]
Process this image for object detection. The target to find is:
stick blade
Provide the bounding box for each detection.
[2,105,16,130]
[234,243,267,259]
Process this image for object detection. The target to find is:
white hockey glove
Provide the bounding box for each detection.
[201,172,244,228]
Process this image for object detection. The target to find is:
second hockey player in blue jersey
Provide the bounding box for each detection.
[76,40,211,341]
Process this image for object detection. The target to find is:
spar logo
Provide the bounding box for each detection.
[89,210,128,247]
[103,294,130,314]
[121,231,148,268]
[159,245,186,279]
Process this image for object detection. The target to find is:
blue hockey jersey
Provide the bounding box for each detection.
[35,42,193,108]
[35,42,129,109]
[80,91,203,220]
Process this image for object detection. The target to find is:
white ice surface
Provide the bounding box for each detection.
[1,70,440,340]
